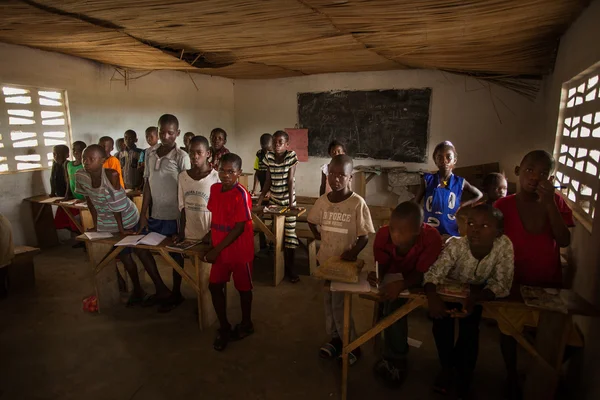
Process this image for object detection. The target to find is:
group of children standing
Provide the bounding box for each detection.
[49,119,574,399]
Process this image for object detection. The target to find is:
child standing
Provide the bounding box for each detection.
[122,130,144,190]
[415,141,483,238]
[50,144,69,197]
[424,204,514,398]
[64,141,87,201]
[137,114,191,312]
[0,212,14,299]
[368,201,443,387]
[209,128,230,171]
[256,130,300,283]
[483,172,508,205]
[116,138,127,161]
[205,153,255,351]
[75,145,146,303]
[494,150,573,398]
[177,136,219,242]
[251,133,272,195]
[319,140,346,196]
[98,136,125,189]
[308,154,375,364]
[139,126,159,166]
[181,132,195,153]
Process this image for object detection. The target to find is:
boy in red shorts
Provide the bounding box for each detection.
[205,153,255,352]
[494,150,574,398]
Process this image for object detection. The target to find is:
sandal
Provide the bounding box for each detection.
[230,323,255,341]
[319,338,342,359]
[213,328,231,351]
[337,347,362,366]
[158,294,185,313]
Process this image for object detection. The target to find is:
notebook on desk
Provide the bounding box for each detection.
[115,233,166,247]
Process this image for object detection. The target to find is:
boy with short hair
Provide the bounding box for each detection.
[494,150,574,397]
[368,201,443,387]
[122,130,144,190]
[205,153,255,351]
[98,136,125,189]
[308,154,375,364]
[137,115,190,312]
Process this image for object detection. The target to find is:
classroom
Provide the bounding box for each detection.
[1,1,600,399]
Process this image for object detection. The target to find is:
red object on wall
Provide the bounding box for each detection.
[285,128,309,162]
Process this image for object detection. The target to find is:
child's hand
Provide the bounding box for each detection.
[172,234,184,244]
[367,271,380,287]
[460,295,477,316]
[536,177,556,205]
[383,280,406,300]
[203,248,219,264]
[136,217,148,234]
[120,228,136,235]
[427,294,447,319]
[340,251,357,262]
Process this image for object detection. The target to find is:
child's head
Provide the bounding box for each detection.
[183,132,195,149]
[98,136,114,157]
[260,133,273,152]
[124,129,137,150]
[328,154,353,192]
[328,140,346,158]
[189,135,211,168]
[466,204,504,248]
[272,130,289,155]
[432,141,457,175]
[82,144,106,173]
[52,144,69,164]
[389,201,424,251]
[145,126,158,147]
[72,141,87,164]
[483,172,508,203]
[455,206,470,237]
[210,128,227,151]
[116,138,126,153]
[515,150,555,194]
[218,153,242,188]
[158,114,180,146]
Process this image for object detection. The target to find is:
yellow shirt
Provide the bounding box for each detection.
[0,214,14,268]
[102,156,125,189]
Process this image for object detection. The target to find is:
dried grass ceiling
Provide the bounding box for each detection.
[0,0,590,80]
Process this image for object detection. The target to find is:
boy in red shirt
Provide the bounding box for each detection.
[494,150,574,397]
[367,201,443,387]
[205,153,255,352]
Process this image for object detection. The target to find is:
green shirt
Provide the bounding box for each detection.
[67,161,85,200]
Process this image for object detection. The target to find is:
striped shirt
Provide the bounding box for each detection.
[262,150,298,206]
[75,168,139,232]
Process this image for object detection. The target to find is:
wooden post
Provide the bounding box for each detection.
[341,292,352,400]
[308,239,317,276]
[272,214,285,286]
[30,202,59,248]
[86,241,121,311]
[194,255,218,331]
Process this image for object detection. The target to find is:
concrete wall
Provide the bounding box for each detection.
[233,70,537,206]
[537,1,600,398]
[0,42,234,245]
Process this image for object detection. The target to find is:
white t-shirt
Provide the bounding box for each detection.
[307,192,375,265]
[178,169,220,240]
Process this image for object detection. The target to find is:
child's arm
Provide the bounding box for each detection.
[176,209,187,243]
[256,169,272,205]
[85,196,98,232]
[204,222,245,263]
[308,222,321,241]
[63,163,72,199]
[460,180,483,207]
[137,179,151,233]
[287,164,297,209]
[319,172,326,196]
[175,177,186,242]
[105,169,133,235]
[538,178,571,247]
[413,176,425,204]
[341,235,368,261]
[50,164,56,196]
[423,242,459,317]
[252,174,259,195]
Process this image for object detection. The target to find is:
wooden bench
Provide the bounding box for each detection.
[8,246,40,291]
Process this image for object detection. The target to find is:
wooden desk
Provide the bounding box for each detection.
[76,234,215,331]
[239,173,253,190]
[251,207,306,286]
[339,287,600,400]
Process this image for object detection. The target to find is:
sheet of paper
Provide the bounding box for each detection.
[60,199,79,205]
[285,128,309,162]
[371,273,410,296]
[114,235,145,246]
[330,272,372,293]
[138,232,166,246]
[40,197,64,203]
[84,232,113,240]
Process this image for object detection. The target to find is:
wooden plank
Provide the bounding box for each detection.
[194,255,217,331]
[157,248,200,294]
[86,241,120,311]
[252,214,276,242]
[58,205,83,233]
[29,201,59,248]
[272,214,285,286]
[308,239,317,276]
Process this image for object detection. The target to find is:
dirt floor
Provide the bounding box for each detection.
[0,242,516,400]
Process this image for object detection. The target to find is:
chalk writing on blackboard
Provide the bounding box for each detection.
[297,89,431,163]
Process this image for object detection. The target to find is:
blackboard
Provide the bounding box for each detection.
[298,89,431,163]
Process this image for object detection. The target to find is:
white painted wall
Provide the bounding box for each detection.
[0,42,234,245]
[536,1,600,398]
[233,70,537,206]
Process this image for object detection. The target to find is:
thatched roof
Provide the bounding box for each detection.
[0,0,589,80]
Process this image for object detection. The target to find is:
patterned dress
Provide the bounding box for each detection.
[423,172,464,237]
[263,150,299,248]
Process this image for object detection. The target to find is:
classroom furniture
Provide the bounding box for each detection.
[338,286,600,400]
[7,245,40,292]
[238,173,253,191]
[251,207,306,286]
[76,234,216,331]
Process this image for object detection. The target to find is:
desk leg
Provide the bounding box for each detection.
[86,241,121,311]
[80,209,94,231]
[195,255,218,331]
[523,312,571,400]
[341,292,352,400]
[30,203,59,248]
[59,205,83,233]
[273,215,285,286]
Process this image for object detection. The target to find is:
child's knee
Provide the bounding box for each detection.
[209,282,225,294]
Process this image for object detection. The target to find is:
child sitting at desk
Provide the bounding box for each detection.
[75,145,146,304]
[0,212,14,299]
[424,204,514,398]
[493,150,574,398]
[99,136,125,189]
[205,153,255,351]
[319,140,346,196]
[137,114,190,312]
[176,136,219,243]
[367,201,443,387]
[209,128,230,171]
[308,154,375,365]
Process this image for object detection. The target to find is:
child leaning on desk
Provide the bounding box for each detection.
[423,204,514,398]
[367,201,443,388]
[307,154,375,366]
